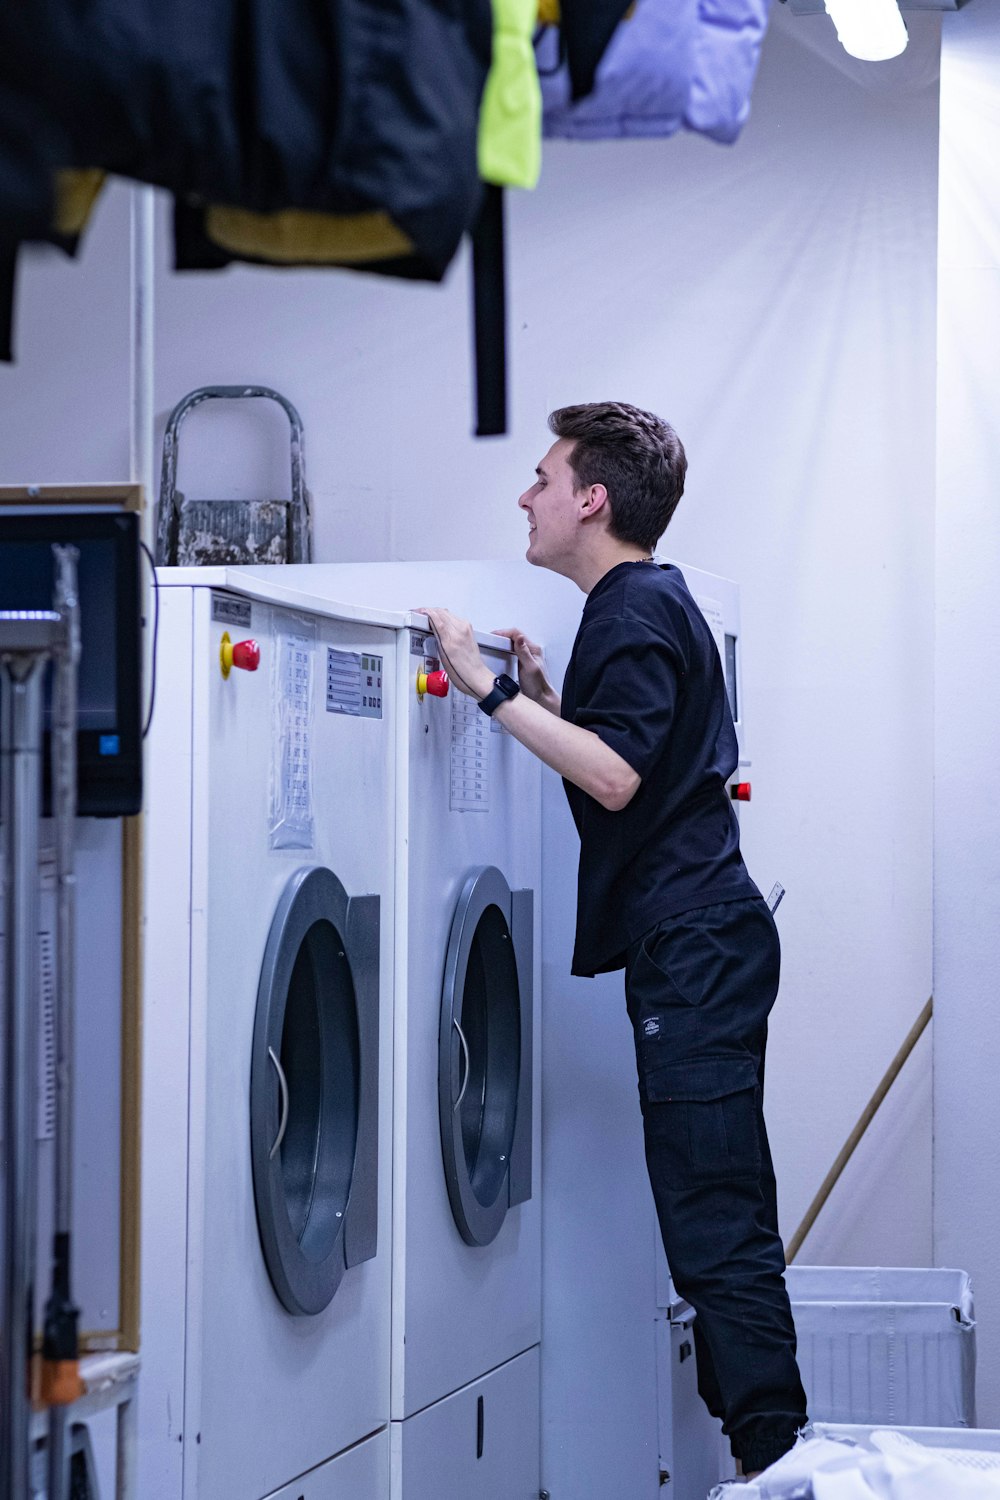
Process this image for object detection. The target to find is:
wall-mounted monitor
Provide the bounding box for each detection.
[0,508,142,816]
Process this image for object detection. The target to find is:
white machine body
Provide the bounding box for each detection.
[140,570,399,1500]
[393,616,541,1413]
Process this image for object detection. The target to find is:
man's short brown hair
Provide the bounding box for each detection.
[547,401,687,552]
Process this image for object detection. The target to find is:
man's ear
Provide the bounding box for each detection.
[580,483,609,519]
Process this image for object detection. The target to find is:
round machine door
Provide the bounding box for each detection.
[250,865,379,1316]
[439,866,534,1248]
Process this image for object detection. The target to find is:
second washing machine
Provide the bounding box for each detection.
[388,616,542,1499]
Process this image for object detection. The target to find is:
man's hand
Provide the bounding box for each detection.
[416,607,494,700]
[493,628,561,716]
[416,610,639,811]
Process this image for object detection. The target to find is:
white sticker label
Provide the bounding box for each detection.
[450,691,490,811]
[270,626,315,849]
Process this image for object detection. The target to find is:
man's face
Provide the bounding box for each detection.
[518,438,584,572]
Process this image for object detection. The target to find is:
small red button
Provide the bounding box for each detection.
[731,782,752,802]
[231,638,260,672]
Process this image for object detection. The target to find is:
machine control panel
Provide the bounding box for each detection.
[326,648,383,719]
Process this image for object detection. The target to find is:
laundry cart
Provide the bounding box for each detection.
[785,1266,976,1429]
[139,569,402,1500]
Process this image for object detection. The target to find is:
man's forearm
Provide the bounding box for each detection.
[534,686,562,716]
[490,690,638,811]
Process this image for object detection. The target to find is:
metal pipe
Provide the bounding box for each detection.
[1,652,48,1500]
[45,1412,68,1500]
[51,550,79,1268]
[46,548,80,1500]
[130,184,156,545]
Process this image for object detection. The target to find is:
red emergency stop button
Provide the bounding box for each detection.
[232,639,260,671]
[220,631,261,679]
[416,668,449,700]
[730,782,752,802]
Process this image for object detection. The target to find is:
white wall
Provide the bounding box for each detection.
[935,3,1000,1428]
[0,181,133,483]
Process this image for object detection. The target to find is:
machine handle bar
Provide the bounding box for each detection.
[453,1018,471,1112]
[268,1047,290,1161]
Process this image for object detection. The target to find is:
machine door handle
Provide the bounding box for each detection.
[453,1017,470,1111]
[268,1046,290,1160]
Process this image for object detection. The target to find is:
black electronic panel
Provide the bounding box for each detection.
[725,632,739,724]
[0,510,142,816]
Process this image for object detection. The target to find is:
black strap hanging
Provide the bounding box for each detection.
[560,0,633,101]
[471,183,507,438]
[0,248,17,361]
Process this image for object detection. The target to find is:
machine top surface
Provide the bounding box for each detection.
[154,564,408,630]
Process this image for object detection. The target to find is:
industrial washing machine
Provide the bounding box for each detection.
[388,612,541,1500]
[238,564,544,1500]
[139,569,400,1500]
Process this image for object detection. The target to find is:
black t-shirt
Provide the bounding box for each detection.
[561,560,757,976]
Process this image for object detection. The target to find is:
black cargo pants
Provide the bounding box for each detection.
[624,896,808,1475]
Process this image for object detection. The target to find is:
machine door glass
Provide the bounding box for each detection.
[439,866,525,1247]
[251,865,360,1315]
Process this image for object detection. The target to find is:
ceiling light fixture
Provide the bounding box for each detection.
[823,0,908,60]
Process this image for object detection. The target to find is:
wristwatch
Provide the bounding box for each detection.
[477,672,520,717]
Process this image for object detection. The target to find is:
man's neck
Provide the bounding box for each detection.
[568,543,655,595]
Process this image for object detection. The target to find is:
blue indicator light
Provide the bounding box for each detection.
[99,735,120,757]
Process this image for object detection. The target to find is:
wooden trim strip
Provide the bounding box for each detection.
[786,996,933,1264]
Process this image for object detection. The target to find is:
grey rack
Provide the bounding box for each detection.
[154,385,312,566]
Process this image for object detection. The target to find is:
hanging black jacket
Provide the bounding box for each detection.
[0,0,492,276]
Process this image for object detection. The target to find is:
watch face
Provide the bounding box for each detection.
[497,673,519,695]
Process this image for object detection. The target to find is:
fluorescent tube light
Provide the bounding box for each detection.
[824,0,908,60]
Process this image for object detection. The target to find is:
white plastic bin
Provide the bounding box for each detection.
[729,1424,1000,1500]
[814,1422,1000,1451]
[785,1266,976,1428]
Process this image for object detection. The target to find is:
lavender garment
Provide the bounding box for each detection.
[538,0,772,145]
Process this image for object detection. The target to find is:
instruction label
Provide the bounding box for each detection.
[270,625,315,849]
[450,691,490,811]
[326,648,383,720]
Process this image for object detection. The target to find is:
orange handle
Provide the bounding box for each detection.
[40,1359,85,1407]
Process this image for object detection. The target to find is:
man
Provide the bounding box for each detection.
[420,400,807,1478]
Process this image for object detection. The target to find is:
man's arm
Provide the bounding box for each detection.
[420,608,640,813]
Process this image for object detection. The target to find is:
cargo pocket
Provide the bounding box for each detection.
[642,1056,761,1190]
